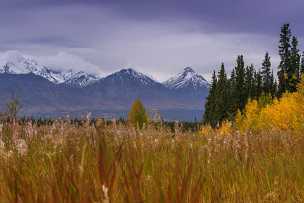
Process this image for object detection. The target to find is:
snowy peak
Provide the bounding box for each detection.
[184,67,196,74]
[0,51,44,74]
[64,71,99,87]
[0,51,100,87]
[105,68,158,86]
[0,51,65,83]
[164,67,209,89]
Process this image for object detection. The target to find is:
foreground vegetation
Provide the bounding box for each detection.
[0,118,304,203]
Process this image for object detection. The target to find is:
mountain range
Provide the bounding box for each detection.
[0,51,209,121]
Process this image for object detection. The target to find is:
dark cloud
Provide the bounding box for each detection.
[99,0,304,35]
[3,0,304,34]
[0,0,303,80]
[2,0,303,36]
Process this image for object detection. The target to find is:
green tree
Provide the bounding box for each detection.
[270,71,277,97]
[128,99,148,129]
[301,52,304,76]
[245,64,255,99]
[214,63,230,124]
[254,70,263,99]
[227,68,237,119]
[261,52,273,95]
[278,23,291,96]
[289,36,301,91]
[203,71,218,126]
[234,55,247,111]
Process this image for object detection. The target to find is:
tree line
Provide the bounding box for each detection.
[204,24,304,127]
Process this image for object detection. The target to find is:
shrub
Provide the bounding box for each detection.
[128,99,148,129]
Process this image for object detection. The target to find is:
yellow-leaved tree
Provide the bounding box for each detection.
[235,77,304,134]
[128,99,148,129]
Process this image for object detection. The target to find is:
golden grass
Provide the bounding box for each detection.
[1,120,304,202]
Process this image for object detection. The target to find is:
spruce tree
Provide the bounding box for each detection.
[234,55,247,111]
[227,69,237,120]
[254,70,263,99]
[261,52,273,95]
[301,52,304,77]
[203,71,218,127]
[270,71,277,97]
[277,23,291,96]
[289,36,300,91]
[230,69,236,87]
[245,64,255,99]
[214,63,230,123]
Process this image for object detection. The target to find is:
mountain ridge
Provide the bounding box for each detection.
[0,52,209,121]
[0,51,209,88]
[0,51,101,87]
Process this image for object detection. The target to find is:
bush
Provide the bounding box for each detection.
[128,99,148,129]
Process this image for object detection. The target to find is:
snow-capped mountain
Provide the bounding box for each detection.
[0,51,208,91]
[0,51,63,83]
[0,63,210,121]
[64,71,99,87]
[164,67,209,90]
[102,68,160,86]
[0,51,100,87]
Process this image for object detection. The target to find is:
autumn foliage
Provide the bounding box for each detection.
[235,77,304,134]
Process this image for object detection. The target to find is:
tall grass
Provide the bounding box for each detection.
[0,120,304,202]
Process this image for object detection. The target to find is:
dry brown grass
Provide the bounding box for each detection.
[0,120,304,202]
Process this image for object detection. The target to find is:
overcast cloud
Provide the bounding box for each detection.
[0,0,303,81]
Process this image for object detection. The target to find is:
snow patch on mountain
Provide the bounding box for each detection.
[0,51,101,87]
[0,50,66,83]
[64,71,99,87]
[164,67,209,89]
[106,68,159,86]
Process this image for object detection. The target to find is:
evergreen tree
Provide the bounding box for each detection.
[301,52,304,77]
[227,68,237,120]
[278,23,291,96]
[261,52,273,95]
[245,64,255,99]
[128,99,148,129]
[270,71,277,97]
[234,55,247,111]
[203,71,218,127]
[214,63,230,123]
[289,36,301,91]
[254,70,263,99]
[230,69,236,88]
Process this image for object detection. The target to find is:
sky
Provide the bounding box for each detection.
[0,0,303,81]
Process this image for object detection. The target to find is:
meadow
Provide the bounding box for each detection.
[1,119,304,203]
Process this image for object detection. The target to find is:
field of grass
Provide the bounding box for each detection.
[1,120,304,202]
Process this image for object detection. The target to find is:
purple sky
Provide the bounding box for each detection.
[0,0,303,80]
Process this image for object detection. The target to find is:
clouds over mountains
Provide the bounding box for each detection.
[0,0,300,80]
